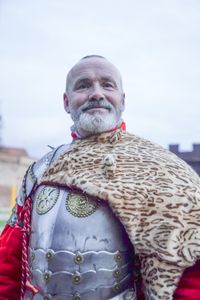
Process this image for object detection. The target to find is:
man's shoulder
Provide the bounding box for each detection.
[124,131,166,150]
[16,144,70,206]
[33,144,70,178]
[124,131,199,179]
[122,131,168,156]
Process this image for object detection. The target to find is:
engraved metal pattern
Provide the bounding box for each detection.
[66,192,99,218]
[36,186,60,215]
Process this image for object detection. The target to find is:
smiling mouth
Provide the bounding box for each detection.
[82,106,110,112]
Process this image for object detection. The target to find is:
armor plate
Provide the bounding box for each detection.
[26,185,136,299]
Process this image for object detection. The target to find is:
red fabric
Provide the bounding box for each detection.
[0,204,23,300]
[0,224,22,300]
[173,260,200,300]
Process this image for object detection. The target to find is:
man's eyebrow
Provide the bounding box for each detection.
[73,76,117,89]
[74,77,90,83]
[73,77,91,88]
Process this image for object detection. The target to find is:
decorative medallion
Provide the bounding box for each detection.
[66,192,99,218]
[36,186,60,215]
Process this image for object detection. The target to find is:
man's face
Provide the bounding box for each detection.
[63,57,125,137]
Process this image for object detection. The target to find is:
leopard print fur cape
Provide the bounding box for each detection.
[41,128,200,300]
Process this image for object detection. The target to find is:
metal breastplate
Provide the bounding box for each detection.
[26,185,136,300]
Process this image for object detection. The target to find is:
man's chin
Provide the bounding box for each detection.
[73,110,121,137]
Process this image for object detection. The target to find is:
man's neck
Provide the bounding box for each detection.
[71,120,126,140]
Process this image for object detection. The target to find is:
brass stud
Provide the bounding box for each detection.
[74,254,84,265]
[114,252,122,263]
[113,268,121,278]
[43,270,52,283]
[46,249,54,261]
[72,274,81,284]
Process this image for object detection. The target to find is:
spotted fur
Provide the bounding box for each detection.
[41,128,200,300]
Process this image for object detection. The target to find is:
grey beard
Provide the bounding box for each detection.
[69,98,123,137]
[74,112,120,137]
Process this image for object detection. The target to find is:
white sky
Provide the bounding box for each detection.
[0,0,199,158]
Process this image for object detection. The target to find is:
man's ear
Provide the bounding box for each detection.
[63,92,70,113]
[121,93,125,112]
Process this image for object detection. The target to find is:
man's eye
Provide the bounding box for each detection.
[77,84,87,89]
[103,82,114,88]
[76,82,90,90]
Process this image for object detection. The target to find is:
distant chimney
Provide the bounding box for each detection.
[193,144,200,153]
[169,144,179,153]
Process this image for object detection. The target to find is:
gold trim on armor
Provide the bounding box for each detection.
[66,192,99,218]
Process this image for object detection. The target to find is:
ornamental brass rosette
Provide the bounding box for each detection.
[66,192,99,218]
[36,186,60,215]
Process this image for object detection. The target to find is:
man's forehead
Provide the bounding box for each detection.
[68,58,121,83]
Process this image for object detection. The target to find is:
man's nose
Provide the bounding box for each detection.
[89,84,104,101]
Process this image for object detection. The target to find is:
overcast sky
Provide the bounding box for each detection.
[0,0,199,158]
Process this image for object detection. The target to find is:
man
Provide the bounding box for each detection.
[0,55,200,300]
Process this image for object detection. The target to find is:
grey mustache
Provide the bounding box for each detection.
[81,100,112,111]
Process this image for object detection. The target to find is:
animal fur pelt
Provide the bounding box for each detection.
[40,128,200,300]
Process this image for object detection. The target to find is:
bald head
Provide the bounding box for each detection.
[65,55,123,92]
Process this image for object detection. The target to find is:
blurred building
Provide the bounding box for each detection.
[0,147,34,208]
[169,144,200,176]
